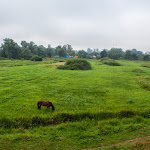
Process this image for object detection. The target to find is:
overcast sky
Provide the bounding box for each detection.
[0,0,150,52]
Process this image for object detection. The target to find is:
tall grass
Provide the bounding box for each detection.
[0,111,150,129]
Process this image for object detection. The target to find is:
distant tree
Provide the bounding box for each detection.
[78,50,88,58]
[124,49,143,60]
[131,53,138,60]
[100,49,108,58]
[21,41,32,59]
[37,45,46,57]
[1,38,21,59]
[21,48,32,60]
[124,50,132,59]
[28,41,38,55]
[143,51,150,60]
[55,45,66,57]
[21,41,47,59]
[131,49,138,59]
[94,48,99,53]
[63,44,75,56]
[0,47,2,58]
[45,45,54,57]
[87,50,100,59]
[143,55,150,60]
[108,48,124,59]
[87,48,93,54]
[137,51,144,59]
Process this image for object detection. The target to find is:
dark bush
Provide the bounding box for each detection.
[141,63,150,68]
[100,57,121,66]
[57,59,92,70]
[30,55,42,61]
[118,109,135,118]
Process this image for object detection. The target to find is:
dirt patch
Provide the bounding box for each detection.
[83,136,150,150]
[51,62,65,65]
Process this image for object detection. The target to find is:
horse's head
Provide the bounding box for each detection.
[48,101,55,110]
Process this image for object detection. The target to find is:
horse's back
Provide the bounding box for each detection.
[38,100,49,106]
[38,100,44,104]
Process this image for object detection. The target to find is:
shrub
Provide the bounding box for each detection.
[100,57,110,62]
[118,109,135,118]
[132,69,145,73]
[137,77,150,91]
[104,60,121,66]
[141,63,150,68]
[100,57,121,66]
[30,55,42,61]
[57,59,92,70]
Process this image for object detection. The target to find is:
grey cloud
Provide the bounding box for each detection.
[0,0,150,51]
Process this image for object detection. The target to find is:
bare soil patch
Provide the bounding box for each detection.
[83,136,150,150]
[51,62,65,65]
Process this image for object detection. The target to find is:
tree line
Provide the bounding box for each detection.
[0,38,150,60]
[0,38,75,60]
[78,48,150,60]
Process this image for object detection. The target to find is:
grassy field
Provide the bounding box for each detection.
[0,58,150,150]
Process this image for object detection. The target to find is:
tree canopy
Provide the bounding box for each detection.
[0,38,149,61]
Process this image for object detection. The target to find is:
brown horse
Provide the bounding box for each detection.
[37,100,55,110]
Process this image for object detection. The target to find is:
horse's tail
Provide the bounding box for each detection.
[51,102,55,111]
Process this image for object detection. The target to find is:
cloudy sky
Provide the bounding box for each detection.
[0,0,150,52]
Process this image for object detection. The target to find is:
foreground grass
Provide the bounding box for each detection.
[0,59,150,149]
[0,119,149,150]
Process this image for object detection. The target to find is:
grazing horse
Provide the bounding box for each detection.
[37,100,55,110]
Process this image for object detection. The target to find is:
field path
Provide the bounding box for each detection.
[51,62,65,65]
[82,136,150,150]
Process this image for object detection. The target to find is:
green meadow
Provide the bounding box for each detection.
[0,59,150,150]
